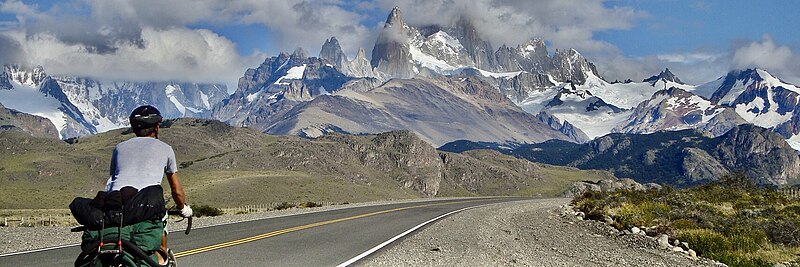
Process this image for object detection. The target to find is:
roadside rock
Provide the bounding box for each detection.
[563,178,657,198]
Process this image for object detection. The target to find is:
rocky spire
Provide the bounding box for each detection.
[385,6,405,27]
[453,15,495,70]
[344,47,373,78]
[643,68,683,85]
[319,37,347,69]
[371,6,415,79]
[550,49,599,84]
[291,47,308,59]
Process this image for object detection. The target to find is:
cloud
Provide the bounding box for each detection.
[7,28,263,87]
[592,52,730,85]
[370,0,646,54]
[0,33,26,66]
[657,52,722,64]
[0,0,39,24]
[230,1,375,57]
[732,35,793,71]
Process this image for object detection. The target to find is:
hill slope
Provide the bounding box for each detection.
[442,125,800,187]
[0,118,611,208]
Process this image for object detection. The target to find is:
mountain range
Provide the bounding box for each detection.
[441,124,800,188]
[2,7,800,188]
[0,65,227,139]
[5,7,800,148]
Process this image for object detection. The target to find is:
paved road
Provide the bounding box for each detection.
[0,197,524,266]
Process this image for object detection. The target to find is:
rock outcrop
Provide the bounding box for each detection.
[0,103,59,139]
[563,178,660,198]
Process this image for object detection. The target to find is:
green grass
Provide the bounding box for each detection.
[572,174,800,266]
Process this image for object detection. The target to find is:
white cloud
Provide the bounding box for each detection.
[372,0,645,54]
[732,35,793,71]
[0,0,39,25]
[657,52,722,64]
[7,28,263,87]
[594,52,729,85]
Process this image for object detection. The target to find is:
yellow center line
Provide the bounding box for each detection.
[173,199,485,258]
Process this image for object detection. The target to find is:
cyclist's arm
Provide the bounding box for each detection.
[166,172,186,209]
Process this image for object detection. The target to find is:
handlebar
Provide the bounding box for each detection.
[167,210,193,235]
[70,211,193,235]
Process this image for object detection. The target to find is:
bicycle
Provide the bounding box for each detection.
[72,208,192,267]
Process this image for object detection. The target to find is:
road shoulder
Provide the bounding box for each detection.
[359,198,718,267]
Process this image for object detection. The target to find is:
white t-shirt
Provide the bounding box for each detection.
[105,137,178,191]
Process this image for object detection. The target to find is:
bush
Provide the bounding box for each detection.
[762,219,800,246]
[669,218,699,230]
[573,181,800,266]
[708,252,772,267]
[729,229,768,252]
[298,202,322,208]
[274,202,296,210]
[611,201,671,229]
[675,228,731,255]
[193,204,223,217]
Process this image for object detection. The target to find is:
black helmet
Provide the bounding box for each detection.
[129,105,163,130]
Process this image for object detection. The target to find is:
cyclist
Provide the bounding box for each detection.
[105,105,193,265]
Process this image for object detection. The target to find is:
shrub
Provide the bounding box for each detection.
[274,202,296,210]
[762,219,800,246]
[727,226,768,252]
[298,202,322,208]
[669,218,699,230]
[709,252,772,267]
[675,228,731,255]
[611,201,671,229]
[193,204,223,217]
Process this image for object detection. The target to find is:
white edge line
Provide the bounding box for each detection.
[0,243,80,257]
[0,197,500,258]
[336,202,499,267]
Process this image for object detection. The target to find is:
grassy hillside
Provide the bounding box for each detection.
[0,119,613,209]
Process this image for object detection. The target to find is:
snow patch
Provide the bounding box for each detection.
[758,69,800,94]
[0,80,67,137]
[275,64,307,85]
[319,86,330,96]
[409,45,460,74]
[165,84,187,116]
[246,90,263,102]
[476,69,524,79]
[518,89,561,114]
[200,91,210,109]
[58,79,123,132]
[786,135,800,151]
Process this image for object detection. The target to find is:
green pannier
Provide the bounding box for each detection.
[78,219,163,267]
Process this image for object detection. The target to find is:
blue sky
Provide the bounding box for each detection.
[600,0,800,57]
[0,0,798,86]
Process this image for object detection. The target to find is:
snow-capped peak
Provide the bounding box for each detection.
[643,68,683,85]
[385,6,406,27]
[5,65,48,87]
[754,68,800,94]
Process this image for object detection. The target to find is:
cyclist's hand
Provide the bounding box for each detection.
[180,204,193,218]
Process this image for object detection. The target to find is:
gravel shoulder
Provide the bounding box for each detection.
[359,198,719,267]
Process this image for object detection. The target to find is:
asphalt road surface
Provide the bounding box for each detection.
[0,197,525,266]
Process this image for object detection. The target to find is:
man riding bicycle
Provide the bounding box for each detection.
[103,105,193,265]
